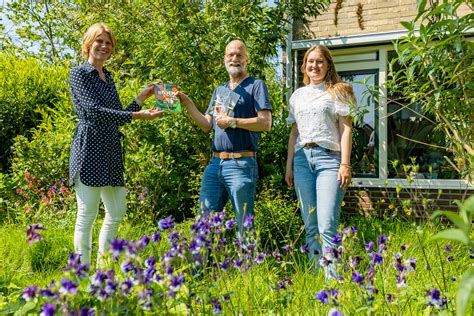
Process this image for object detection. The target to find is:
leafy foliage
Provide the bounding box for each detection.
[0,54,70,172]
[387,0,474,182]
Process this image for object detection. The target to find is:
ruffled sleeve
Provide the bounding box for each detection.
[335,100,350,117]
[286,93,296,126]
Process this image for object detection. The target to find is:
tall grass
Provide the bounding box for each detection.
[0,213,470,315]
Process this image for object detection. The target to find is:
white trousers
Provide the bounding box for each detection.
[74,175,126,265]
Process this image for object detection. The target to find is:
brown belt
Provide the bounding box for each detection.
[213,151,256,159]
[304,143,319,147]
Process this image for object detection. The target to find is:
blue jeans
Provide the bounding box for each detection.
[293,147,344,272]
[200,157,258,234]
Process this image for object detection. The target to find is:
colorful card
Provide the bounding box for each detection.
[210,86,240,117]
[154,83,182,112]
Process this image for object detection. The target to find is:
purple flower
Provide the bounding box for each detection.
[364,241,374,252]
[365,285,378,295]
[331,233,342,244]
[300,243,309,253]
[426,288,447,309]
[377,234,388,245]
[277,280,287,290]
[352,272,364,285]
[79,307,95,315]
[110,238,127,259]
[368,252,383,265]
[151,232,161,243]
[40,303,56,316]
[282,244,293,253]
[220,258,231,270]
[212,297,222,314]
[40,281,58,300]
[158,216,175,231]
[366,267,376,283]
[212,213,224,227]
[446,256,454,262]
[105,280,117,295]
[22,285,39,301]
[386,294,394,303]
[405,257,416,270]
[64,252,89,278]
[225,219,237,230]
[400,244,408,251]
[120,279,133,296]
[396,274,407,288]
[243,214,254,228]
[350,226,357,234]
[349,256,362,268]
[233,259,243,269]
[120,260,135,274]
[315,289,329,304]
[444,244,452,252]
[145,255,156,268]
[26,223,46,245]
[59,278,78,295]
[168,231,180,244]
[329,308,344,316]
[139,235,151,248]
[329,288,339,301]
[273,249,282,261]
[255,253,265,264]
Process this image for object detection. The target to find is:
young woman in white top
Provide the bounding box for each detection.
[285,45,353,278]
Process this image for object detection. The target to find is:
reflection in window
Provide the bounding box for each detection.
[387,51,459,179]
[340,71,378,177]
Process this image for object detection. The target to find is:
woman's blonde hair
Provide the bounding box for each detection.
[81,23,116,59]
[301,45,354,102]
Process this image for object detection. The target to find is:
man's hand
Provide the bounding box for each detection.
[215,112,235,129]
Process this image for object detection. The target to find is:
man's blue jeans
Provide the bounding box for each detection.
[293,147,344,273]
[200,157,258,234]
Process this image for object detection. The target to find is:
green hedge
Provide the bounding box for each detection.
[0,53,69,172]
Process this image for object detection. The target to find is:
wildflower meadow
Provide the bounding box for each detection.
[1,194,473,315]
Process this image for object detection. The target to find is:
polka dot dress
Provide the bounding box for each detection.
[69,61,141,187]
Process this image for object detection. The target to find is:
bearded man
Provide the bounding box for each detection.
[177,39,272,234]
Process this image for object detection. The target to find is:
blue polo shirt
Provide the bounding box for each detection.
[205,77,272,153]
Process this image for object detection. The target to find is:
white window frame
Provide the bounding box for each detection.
[287,32,473,191]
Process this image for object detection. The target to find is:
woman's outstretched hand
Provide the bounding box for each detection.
[132,108,164,120]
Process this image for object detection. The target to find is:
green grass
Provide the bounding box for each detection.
[0,215,471,315]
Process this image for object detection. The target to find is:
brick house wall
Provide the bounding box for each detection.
[344,187,471,217]
[293,0,472,40]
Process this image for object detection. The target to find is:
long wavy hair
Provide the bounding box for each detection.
[301,45,354,103]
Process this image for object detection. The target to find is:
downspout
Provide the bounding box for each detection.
[285,16,293,102]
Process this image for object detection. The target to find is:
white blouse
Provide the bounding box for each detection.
[286,83,350,152]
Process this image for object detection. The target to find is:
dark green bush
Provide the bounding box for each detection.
[0,53,69,172]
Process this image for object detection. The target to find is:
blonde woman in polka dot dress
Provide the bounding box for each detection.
[69,23,163,266]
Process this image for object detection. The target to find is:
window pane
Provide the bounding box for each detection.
[340,71,378,177]
[387,51,459,179]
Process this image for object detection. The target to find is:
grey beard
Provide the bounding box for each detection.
[226,64,245,77]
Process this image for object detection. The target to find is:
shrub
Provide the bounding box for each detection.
[0,53,69,171]
[8,103,76,224]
